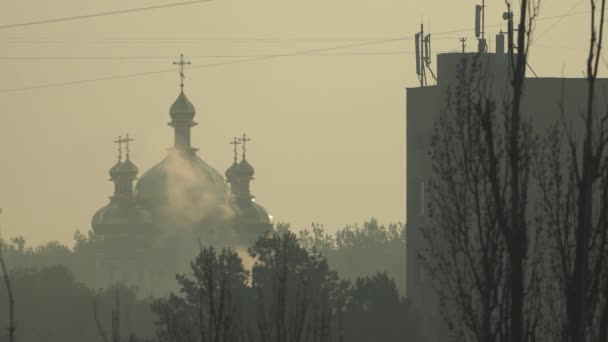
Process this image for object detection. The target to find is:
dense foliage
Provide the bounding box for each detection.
[152,231,421,342]
[0,219,416,342]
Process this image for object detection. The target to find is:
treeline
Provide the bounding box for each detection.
[0,219,406,295]
[0,220,417,342]
[0,266,155,342]
[153,230,418,342]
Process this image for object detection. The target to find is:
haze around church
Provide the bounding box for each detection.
[0,0,595,245]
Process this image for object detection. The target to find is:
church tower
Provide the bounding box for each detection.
[92,135,155,289]
[226,134,273,245]
[134,54,230,243]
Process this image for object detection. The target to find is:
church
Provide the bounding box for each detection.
[90,56,273,291]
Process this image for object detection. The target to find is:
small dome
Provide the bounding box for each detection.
[232,200,273,243]
[92,200,154,232]
[237,159,255,177]
[118,159,139,176]
[109,161,123,179]
[170,90,196,121]
[225,161,240,180]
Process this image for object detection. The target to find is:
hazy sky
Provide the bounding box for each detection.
[0,0,596,246]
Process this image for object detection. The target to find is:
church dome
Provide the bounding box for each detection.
[109,161,123,180]
[92,200,153,228]
[225,161,239,180]
[134,151,230,221]
[119,159,139,176]
[237,159,255,177]
[232,199,273,244]
[170,90,196,121]
[245,201,273,225]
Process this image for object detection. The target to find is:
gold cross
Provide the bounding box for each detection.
[122,134,134,159]
[113,135,123,161]
[239,133,251,158]
[229,137,241,162]
[173,53,191,89]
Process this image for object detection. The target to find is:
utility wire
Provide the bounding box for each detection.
[0,36,461,44]
[0,51,420,60]
[533,0,585,43]
[0,37,412,93]
[428,9,590,38]
[0,0,213,31]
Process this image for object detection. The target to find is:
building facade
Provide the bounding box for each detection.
[406,50,608,340]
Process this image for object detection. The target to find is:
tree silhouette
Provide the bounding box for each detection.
[534,1,608,341]
[343,272,422,342]
[152,246,249,342]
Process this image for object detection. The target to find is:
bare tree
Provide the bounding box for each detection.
[153,246,248,342]
[535,1,608,342]
[249,231,343,342]
[93,296,110,342]
[0,239,15,342]
[422,57,510,342]
[422,2,543,341]
[500,2,540,342]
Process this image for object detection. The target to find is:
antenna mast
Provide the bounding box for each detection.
[475,0,487,53]
[414,23,437,87]
[459,37,467,53]
[414,23,426,87]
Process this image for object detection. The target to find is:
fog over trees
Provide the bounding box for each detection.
[0,219,416,342]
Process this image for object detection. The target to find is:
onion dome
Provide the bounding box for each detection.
[232,199,273,244]
[225,161,240,180]
[135,152,229,218]
[169,90,196,121]
[239,200,273,225]
[237,159,255,178]
[119,159,139,177]
[92,200,153,228]
[109,161,123,180]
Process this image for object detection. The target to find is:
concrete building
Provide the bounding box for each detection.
[406,50,608,340]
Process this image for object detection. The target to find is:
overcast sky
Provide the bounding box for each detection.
[0,0,596,246]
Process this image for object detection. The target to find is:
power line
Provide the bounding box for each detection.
[0,36,461,43]
[429,9,590,38]
[0,37,412,93]
[0,51,419,60]
[0,68,175,93]
[0,0,213,31]
[533,0,585,43]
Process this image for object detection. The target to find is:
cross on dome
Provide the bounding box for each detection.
[239,133,251,159]
[173,53,191,89]
[229,137,241,162]
[113,135,123,161]
[122,134,134,159]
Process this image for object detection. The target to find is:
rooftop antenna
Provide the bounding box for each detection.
[423,33,437,82]
[414,22,425,87]
[459,37,467,53]
[503,7,515,74]
[475,0,487,53]
[414,21,437,86]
